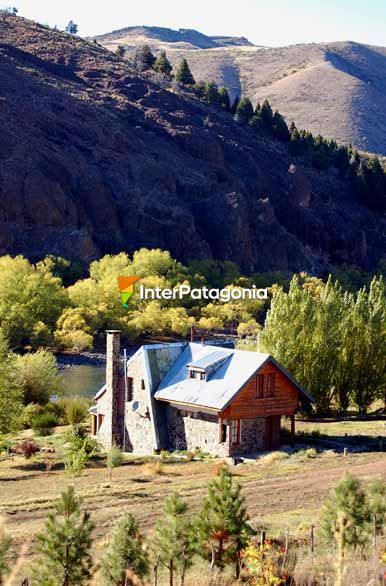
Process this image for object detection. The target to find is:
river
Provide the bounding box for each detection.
[61,363,106,399]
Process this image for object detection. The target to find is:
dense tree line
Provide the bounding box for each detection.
[260,274,386,414]
[0,250,385,423]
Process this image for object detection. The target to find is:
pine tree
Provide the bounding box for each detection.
[260,99,273,127]
[194,80,206,98]
[204,81,220,105]
[218,87,231,111]
[32,486,94,586]
[230,95,240,116]
[367,477,386,537]
[236,97,254,124]
[100,513,149,586]
[289,124,301,155]
[115,45,126,59]
[319,474,370,549]
[272,110,290,140]
[65,20,78,35]
[175,59,195,85]
[134,45,156,71]
[153,51,173,76]
[196,467,250,577]
[153,493,195,586]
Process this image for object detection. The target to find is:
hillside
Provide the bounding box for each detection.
[95,27,386,155]
[0,14,385,273]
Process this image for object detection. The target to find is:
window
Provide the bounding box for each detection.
[256,374,264,398]
[141,379,145,390]
[221,424,227,443]
[200,372,206,381]
[189,369,206,380]
[230,420,240,446]
[189,370,195,379]
[267,373,276,397]
[255,373,276,398]
[127,377,133,402]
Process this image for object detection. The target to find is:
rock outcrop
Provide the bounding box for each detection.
[0,15,385,273]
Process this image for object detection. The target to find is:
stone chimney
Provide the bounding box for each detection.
[105,330,122,448]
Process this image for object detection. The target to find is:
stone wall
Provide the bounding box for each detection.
[124,350,156,455]
[231,417,265,456]
[167,408,230,457]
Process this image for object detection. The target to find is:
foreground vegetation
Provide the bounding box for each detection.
[0,419,386,585]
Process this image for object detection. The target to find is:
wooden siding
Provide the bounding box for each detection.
[221,361,299,420]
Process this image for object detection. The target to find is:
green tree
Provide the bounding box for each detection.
[134,45,156,71]
[175,59,195,85]
[260,99,273,127]
[153,50,172,76]
[65,20,78,34]
[100,513,149,586]
[64,397,89,427]
[218,87,231,111]
[236,97,254,124]
[115,45,126,59]
[319,474,370,549]
[272,110,289,140]
[230,95,240,116]
[0,255,68,348]
[153,493,195,586]
[14,349,63,405]
[106,444,124,482]
[32,486,94,586]
[0,332,23,434]
[367,477,386,537]
[196,467,250,577]
[204,81,220,104]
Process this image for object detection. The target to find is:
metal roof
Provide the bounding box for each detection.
[154,342,313,410]
[187,349,230,371]
[154,343,268,410]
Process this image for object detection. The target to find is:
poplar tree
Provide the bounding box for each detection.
[175,59,195,85]
[100,513,149,586]
[153,493,195,586]
[32,486,94,586]
[196,467,250,578]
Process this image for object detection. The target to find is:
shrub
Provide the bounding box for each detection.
[106,444,124,481]
[14,349,63,405]
[64,426,98,456]
[259,451,289,466]
[13,439,40,459]
[31,411,57,436]
[64,397,89,426]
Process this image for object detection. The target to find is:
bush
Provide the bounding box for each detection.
[14,349,63,405]
[106,444,124,480]
[259,451,289,466]
[31,411,58,436]
[63,397,89,426]
[13,439,40,459]
[64,426,98,456]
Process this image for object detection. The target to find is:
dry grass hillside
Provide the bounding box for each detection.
[95,26,386,155]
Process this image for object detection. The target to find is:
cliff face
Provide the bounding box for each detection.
[0,15,385,273]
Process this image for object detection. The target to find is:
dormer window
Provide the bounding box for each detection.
[187,350,230,382]
[189,369,206,381]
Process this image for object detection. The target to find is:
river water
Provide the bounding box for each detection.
[61,363,106,399]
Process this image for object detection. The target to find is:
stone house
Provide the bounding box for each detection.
[91,331,313,457]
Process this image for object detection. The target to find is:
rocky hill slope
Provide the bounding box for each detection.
[0,15,385,273]
[95,27,386,155]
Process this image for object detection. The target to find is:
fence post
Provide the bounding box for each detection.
[310,524,315,555]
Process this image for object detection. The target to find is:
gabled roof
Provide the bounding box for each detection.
[154,343,313,411]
